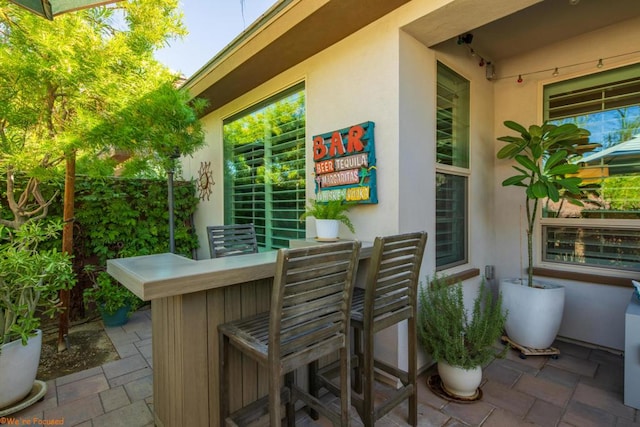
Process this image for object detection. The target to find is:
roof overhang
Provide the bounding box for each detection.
[183,0,411,116]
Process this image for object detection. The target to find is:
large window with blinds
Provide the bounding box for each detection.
[436,62,469,269]
[223,84,306,250]
[542,63,640,271]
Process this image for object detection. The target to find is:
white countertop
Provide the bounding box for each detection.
[107,240,372,301]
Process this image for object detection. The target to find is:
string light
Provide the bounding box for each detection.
[457,33,492,75]
[498,50,640,82]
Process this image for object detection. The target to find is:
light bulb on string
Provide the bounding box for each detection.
[552,67,559,76]
[517,74,523,83]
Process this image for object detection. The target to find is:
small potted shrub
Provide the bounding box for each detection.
[299,199,355,241]
[418,275,506,399]
[83,269,141,327]
[0,220,75,409]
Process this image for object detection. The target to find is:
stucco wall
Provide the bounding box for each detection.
[493,16,640,351]
[183,0,638,360]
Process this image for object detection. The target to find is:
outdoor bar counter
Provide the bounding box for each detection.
[107,240,373,427]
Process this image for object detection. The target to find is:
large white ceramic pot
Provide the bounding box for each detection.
[315,219,339,241]
[499,278,565,349]
[437,361,482,398]
[0,330,42,409]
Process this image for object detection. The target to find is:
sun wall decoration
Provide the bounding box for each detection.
[197,161,214,201]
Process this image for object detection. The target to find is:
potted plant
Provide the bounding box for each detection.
[300,199,355,241]
[0,220,75,410]
[496,120,592,349]
[83,269,141,327]
[418,275,506,399]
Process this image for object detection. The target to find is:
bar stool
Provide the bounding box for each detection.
[218,240,361,426]
[207,223,259,258]
[351,231,427,426]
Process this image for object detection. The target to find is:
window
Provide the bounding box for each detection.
[436,62,469,269]
[542,63,640,271]
[223,84,306,250]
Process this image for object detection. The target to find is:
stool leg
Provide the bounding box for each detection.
[363,329,374,426]
[408,316,417,426]
[339,346,351,426]
[353,326,363,394]
[219,332,230,425]
[308,360,320,420]
[269,362,282,427]
[285,371,296,426]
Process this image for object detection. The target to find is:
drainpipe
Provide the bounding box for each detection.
[168,149,180,253]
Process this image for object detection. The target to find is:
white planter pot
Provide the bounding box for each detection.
[315,219,339,240]
[437,361,482,398]
[0,330,42,409]
[499,278,565,349]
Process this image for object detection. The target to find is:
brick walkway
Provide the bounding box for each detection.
[4,306,638,426]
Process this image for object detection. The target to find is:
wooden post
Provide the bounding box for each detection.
[58,150,76,352]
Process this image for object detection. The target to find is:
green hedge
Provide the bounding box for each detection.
[74,176,199,265]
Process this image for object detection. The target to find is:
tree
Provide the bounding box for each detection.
[0,0,207,348]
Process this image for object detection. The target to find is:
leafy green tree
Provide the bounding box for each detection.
[0,0,207,346]
[0,0,205,182]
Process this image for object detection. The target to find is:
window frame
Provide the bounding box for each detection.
[222,82,307,251]
[539,63,640,275]
[435,61,470,270]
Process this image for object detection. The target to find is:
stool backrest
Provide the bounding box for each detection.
[270,241,361,372]
[363,231,427,332]
[207,224,259,258]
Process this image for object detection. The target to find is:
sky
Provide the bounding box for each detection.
[154,0,277,78]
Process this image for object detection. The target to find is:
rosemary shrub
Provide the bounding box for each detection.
[418,276,507,370]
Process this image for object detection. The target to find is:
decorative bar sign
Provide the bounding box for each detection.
[312,121,377,204]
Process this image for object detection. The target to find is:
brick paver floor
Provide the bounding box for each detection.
[3,306,638,426]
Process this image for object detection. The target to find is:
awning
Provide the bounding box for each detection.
[7,0,122,20]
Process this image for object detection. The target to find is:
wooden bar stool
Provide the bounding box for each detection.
[351,231,427,426]
[207,223,259,258]
[218,240,361,426]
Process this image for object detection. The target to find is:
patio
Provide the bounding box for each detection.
[3,307,636,427]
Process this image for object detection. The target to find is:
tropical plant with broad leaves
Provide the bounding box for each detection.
[497,120,594,286]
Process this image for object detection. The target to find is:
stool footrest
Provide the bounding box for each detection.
[290,383,342,426]
[352,384,415,422]
[225,388,290,427]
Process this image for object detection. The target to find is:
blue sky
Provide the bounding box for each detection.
[154,0,277,77]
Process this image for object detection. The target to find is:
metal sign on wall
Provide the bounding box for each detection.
[312,121,377,204]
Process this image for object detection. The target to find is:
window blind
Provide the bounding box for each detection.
[545,63,640,121]
[542,63,640,271]
[224,86,306,250]
[435,173,467,268]
[543,225,640,270]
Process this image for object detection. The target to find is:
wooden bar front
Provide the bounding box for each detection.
[107,243,372,427]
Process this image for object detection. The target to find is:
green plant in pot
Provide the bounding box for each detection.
[83,269,141,327]
[0,220,75,409]
[418,275,506,400]
[300,199,355,240]
[496,120,594,349]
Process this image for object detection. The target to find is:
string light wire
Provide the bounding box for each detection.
[496,50,640,82]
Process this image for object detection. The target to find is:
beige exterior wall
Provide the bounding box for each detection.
[183,1,639,356]
[183,1,499,368]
